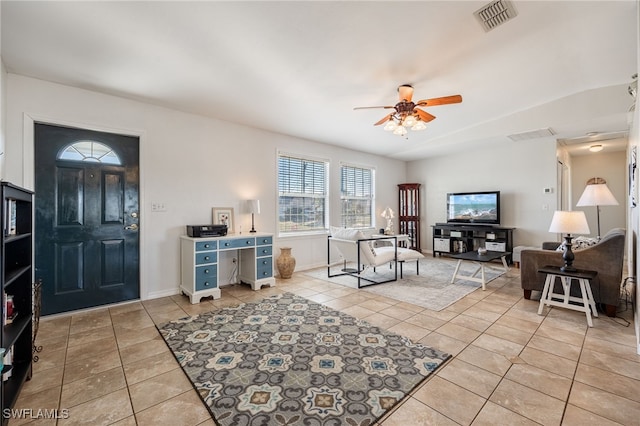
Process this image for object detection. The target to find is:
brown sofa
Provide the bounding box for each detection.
[520,228,625,317]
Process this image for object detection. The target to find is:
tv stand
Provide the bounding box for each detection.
[432,223,514,264]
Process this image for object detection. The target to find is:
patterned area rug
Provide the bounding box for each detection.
[158,293,450,426]
[304,257,505,311]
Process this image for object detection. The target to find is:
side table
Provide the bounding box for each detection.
[537,265,598,327]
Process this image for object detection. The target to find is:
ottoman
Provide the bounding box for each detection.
[513,246,538,268]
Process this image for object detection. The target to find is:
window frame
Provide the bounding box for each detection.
[340,162,375,229]
[57,140,122,165]
[277,152,330,237]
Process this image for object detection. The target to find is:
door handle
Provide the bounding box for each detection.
[125,223,139,231]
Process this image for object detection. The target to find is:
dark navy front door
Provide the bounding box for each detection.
[35,123,140,315]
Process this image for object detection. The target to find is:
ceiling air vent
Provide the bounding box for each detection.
[507,128,555,141]
[474,0,518,32]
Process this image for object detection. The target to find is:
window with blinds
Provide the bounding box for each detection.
[278,154,328,233]
[341,164,374,228]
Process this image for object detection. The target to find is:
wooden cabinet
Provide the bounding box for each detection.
[1,182,34,421]
[398,183,421,251]
[431,223,515,264]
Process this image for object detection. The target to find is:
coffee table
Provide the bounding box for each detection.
[450,251,510,290]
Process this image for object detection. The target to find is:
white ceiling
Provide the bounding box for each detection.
[1,1,637,161]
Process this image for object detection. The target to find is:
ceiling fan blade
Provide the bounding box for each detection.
[415,109,436,123]
[398,84,414,102]
[354,105,395,110]
[374,113,393,126]
[415,95,463,107]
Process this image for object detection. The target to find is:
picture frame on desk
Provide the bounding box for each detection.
[212,207,235,234]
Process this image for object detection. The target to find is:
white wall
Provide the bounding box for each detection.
[0,59,5,179]
[571,150,627,238]
[5,74,406,299]
[407,137,559,251]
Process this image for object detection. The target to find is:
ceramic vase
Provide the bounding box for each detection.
[276,247,296,279]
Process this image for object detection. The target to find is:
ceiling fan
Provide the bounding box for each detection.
[354,84,462,136]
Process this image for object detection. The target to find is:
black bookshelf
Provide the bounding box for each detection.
[1,182,34,422]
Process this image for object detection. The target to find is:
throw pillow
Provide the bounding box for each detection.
[330,226,363,240]
[556,236,598,251]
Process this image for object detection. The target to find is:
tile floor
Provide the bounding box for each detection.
[11,263,640,425]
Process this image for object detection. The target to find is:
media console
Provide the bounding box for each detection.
[432,223,515,264]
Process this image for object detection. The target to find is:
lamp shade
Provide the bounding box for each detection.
[548,210,590,235]
[247,199,261,214]
[576,183,619,207]
[381,207,395,219]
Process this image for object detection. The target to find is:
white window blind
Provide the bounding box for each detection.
[340,164,374,228]
[278,154,328,233]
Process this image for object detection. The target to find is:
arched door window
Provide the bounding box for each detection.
[57,140,122,165]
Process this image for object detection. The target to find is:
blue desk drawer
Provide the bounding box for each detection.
[196,241,217,251]
[219,238,255,249]
[196,265,217,291]
[256,257,272,278]
[257,236,273,246]
[196,252,217,265]
[256,245,272,256]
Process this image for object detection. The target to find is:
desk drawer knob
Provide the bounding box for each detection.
[204,256,210,261]
[204,269,210,274]
[204,282,210,287]
[224,242,230,247]
[246,240,251,245]
[204,244,211,248]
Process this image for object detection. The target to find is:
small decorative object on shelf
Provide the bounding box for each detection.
[276,247,296,279]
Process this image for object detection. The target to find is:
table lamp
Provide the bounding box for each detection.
[576,178,618,240]
[247,199,260,233]
[548,210,590,272]
[381,207,395,235]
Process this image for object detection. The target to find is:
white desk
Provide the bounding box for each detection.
[180,233,276,303]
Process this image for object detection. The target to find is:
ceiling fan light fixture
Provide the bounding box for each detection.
[411,121,426,131]
[393,126,407,136]
[403,115,417,127]
[384,120,397,131]
[589,144,603,152]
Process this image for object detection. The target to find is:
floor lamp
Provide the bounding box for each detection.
[576,180,618,240]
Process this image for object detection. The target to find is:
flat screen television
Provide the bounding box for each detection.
[446,191,500,224]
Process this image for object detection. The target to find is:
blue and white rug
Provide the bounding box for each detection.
[158,293,450,426]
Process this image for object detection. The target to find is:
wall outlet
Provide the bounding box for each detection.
[151,202,167,212]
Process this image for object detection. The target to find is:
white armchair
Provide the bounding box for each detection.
[327,228,424,288]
